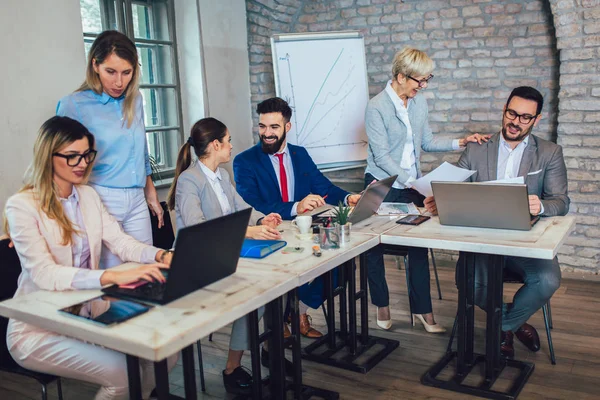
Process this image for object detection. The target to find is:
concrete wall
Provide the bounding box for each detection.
[0,0,86,234]
[245,0,600,274]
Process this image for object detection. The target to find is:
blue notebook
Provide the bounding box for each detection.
[240,239,287,259]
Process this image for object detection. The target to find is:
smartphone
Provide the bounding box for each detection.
[396,215,430,225]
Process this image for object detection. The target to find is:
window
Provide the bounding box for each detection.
[79,0,183,180]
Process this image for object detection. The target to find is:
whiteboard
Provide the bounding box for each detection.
[271,31,369,167]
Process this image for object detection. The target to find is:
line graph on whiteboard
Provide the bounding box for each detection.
[274,39,369,166]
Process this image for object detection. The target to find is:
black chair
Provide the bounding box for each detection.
[0,238,64,400]
[148,204,206,392]
[446,267,556,365]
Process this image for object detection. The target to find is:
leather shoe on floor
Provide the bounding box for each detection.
[515,323,541,352]
[261,348,295,377]
[299,313,323,338]
[222,366,253,395]
[501,330,515,359]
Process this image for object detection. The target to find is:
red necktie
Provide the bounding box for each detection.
[275,153,289,202]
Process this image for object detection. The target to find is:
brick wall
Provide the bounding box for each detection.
[246,0,600,274]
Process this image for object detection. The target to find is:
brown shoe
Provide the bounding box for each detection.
[299,314,323,338]
[515,323,540,352]
[501,330,515,359]
[283,323,291,339]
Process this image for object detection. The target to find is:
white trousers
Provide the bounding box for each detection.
[9,331,178,400]
[92,185,153,269]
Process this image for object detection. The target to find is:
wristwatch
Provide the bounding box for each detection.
[159,249,174,263]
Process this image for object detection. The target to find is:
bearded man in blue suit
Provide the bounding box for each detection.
[234,97,361,338]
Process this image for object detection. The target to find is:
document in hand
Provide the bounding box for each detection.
[411,162,476,197]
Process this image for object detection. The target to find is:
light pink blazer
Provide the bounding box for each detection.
[4,185,155,358]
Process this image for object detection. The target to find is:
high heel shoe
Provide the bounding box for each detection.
[376,307,392,330]
[414,314,446,333]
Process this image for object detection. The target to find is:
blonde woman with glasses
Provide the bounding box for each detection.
[57,30,163,270]
[364,47,489,332]
[4,116,176,400]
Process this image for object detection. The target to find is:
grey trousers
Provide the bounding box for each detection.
[466,253,561,332]
[230,306,265,351]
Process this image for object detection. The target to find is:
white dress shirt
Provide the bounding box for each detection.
[198,161,232,216]
[268,144,299,216]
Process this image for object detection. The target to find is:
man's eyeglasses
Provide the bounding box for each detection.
[407,74,434,88]
[53,150,97,167]
[504,109,538,125]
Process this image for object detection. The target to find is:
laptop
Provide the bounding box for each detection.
[102,208,251,304]
[313,175,397,225]
[431,181,540,231]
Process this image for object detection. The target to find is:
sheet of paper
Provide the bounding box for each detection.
[411,162,476,197]
[377,202,420,215]
[481,176,525,185]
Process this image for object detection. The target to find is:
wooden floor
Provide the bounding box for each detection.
[2,256,600,399]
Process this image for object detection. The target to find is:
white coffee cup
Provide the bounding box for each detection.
[292,215,313,235]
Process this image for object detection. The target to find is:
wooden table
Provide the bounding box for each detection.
[381,215,576,400]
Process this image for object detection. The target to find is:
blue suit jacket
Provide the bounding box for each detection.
[233,143,349,220]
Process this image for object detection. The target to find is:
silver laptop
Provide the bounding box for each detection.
[431,181,540,231]
[312,175,397,225]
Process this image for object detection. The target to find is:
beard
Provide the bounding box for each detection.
[260,127,287,154]
[501,121,534,143]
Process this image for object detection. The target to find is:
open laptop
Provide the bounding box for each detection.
[313,175,397,225]
[431,181,540,231]
[102,208,251,304]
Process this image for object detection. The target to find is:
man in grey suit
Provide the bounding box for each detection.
[425,86,569,358]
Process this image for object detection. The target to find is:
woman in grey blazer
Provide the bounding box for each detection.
[364,47,487,333]
[167,117,282,395]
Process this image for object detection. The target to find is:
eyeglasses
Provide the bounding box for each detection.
[504,109,538,125]
[53,150,97,167]
[407,74,434,88]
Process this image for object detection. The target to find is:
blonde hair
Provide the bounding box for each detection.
[167,118,228,211]
[78,30,140,128]
[392,47,434,79]
[4,117,96,245]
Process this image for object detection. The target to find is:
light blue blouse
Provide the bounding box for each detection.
[57,90,152,189]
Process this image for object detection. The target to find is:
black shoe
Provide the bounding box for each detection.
[223,366,253,395]
[261,348,295,377]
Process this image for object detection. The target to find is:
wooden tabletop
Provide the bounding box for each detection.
[381,215,576,260]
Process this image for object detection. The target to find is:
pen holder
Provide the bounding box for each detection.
[335,222,352,245]
[319,226,339,249]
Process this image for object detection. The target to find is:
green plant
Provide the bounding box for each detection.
[332,201,352,225]
[148,154,163,182]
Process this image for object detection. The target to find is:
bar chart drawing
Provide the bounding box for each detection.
[272,33,369,166]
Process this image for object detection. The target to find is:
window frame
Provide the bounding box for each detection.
[80,0,184,181]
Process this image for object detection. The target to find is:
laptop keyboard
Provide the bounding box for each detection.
[136,281,166,299]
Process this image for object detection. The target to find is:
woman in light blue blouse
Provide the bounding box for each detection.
[57,30,163,269]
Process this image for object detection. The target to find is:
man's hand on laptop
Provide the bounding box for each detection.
[247,225,282,240]
[347,194,361,206]
[459,133,491,147]
[529,195,542,216]
[100,264,168,286]
[261,213,282,228]
[297,194,326,213]
[424,196,438,216]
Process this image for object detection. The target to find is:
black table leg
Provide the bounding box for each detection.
[421,251,535,400]
[154,359,170,400]
[266,297,286,399]
[248,309,263,400]
[126,355,142,400]
[181,345,197,400]
[303,247,399,374]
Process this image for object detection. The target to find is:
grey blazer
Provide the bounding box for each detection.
[174,161,264,230]
[365,89,455,184]
[457,132,569,217]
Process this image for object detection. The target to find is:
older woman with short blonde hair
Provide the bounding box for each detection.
[364,47,488,333]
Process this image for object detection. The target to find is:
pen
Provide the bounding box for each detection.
[302,194,328,213]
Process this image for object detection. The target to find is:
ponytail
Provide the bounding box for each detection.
[166,142,193,211]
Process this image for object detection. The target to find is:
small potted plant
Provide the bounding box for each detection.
[332,201,352,244]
